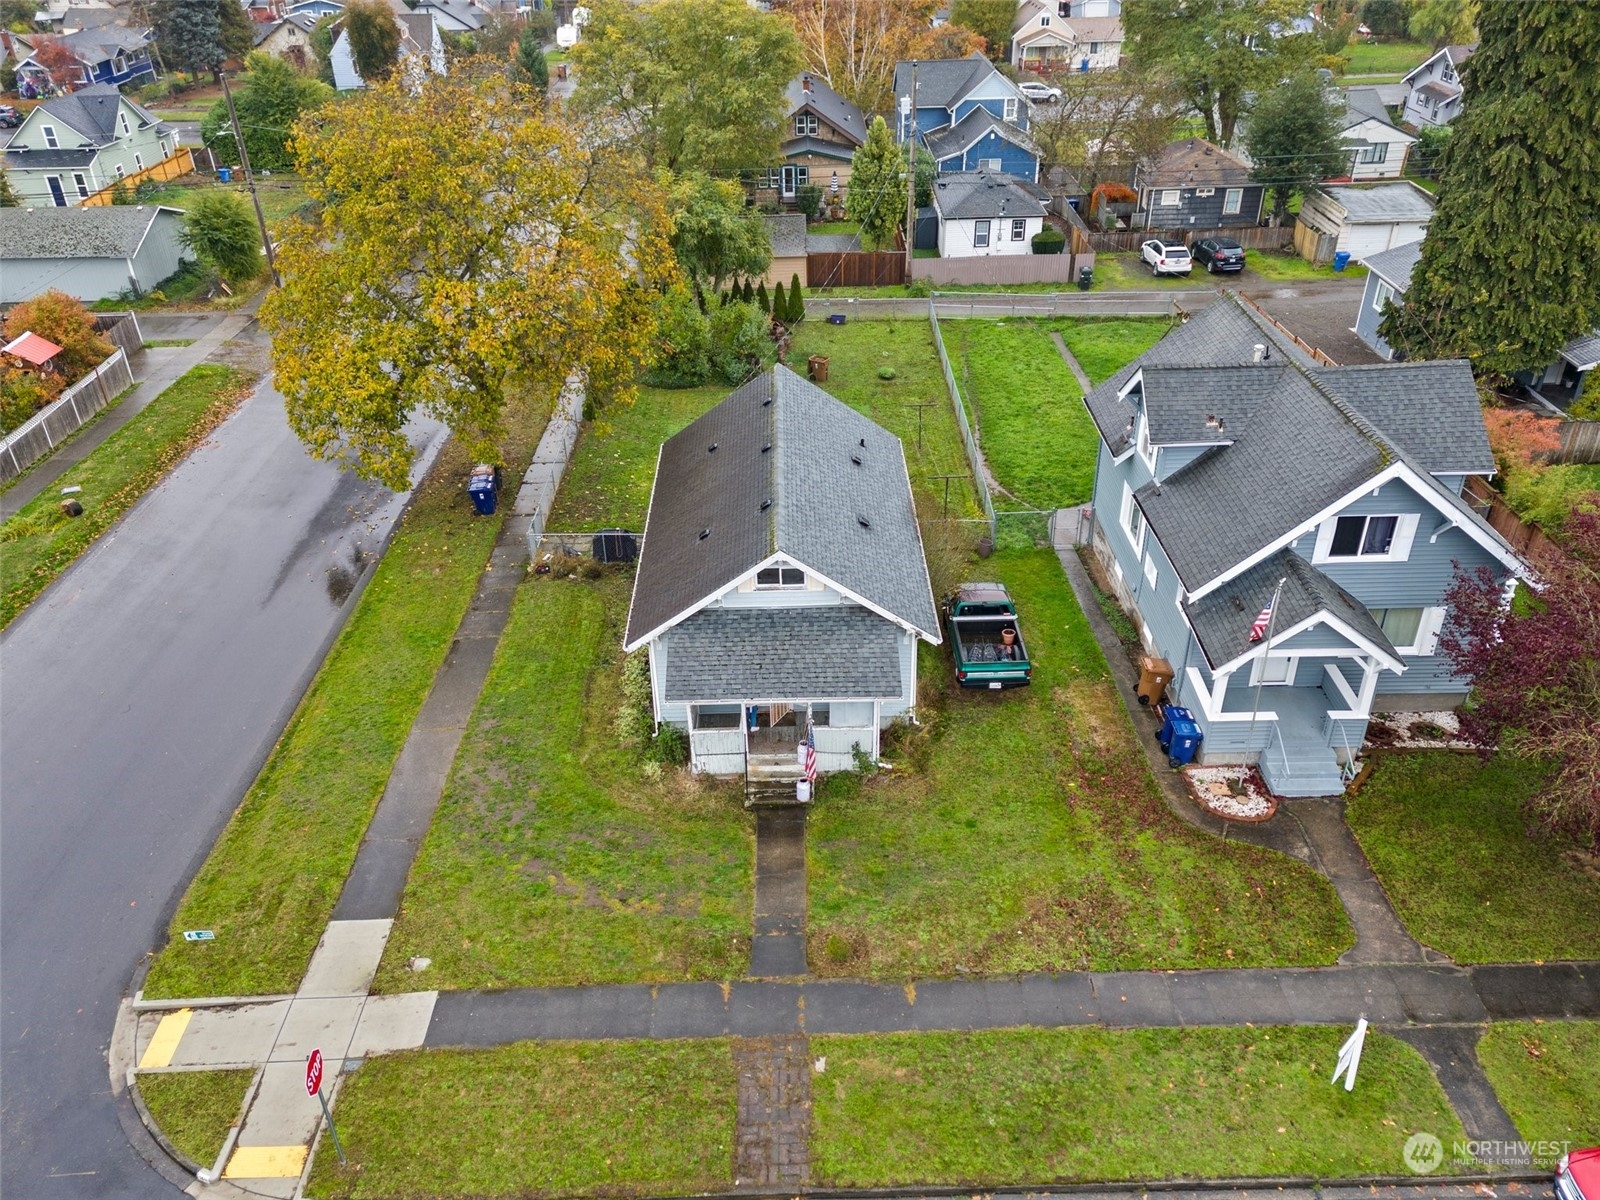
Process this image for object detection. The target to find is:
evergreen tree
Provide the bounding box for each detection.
[756,280,770,314]
[848,115,907,251]
[516,27,548,91]
[741,278,754,304]
[150,0,225,76]
[1242,73,1349,226]
[218,0,255,61]
[1379,1,1600,378]
[182,191,264,284]
[771,280,787,323]
[788,272,804,323]
[201,52,334,172]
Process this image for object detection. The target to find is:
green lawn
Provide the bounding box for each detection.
[1051,316,1171,384]
[809,220,860,235]
[305,1041,736,1199]
[1244,252,1368,283]
[788,319,986,519]
[1478,1021,1600,1146]
[136,175,312,230]
[138,1070,253,1168]
[1,365,253,629]
[808,549,1354,978]
[812,1027,1466,1185]
[142,403,551,999]
[374,572,753,992]
[1343,40,1433,76]
[944,320,1088,509]
[1346,753,1600,963]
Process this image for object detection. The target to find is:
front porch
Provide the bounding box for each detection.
[686,701,880,806]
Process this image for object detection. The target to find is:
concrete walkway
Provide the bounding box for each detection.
[750,809,808,978]
[1049,330,1095,394]
[2,303,261,519]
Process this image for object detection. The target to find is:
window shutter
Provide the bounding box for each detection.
[1390,512,1420,561]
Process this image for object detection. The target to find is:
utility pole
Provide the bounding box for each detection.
[219,67,279,286]
[904,60,918,275]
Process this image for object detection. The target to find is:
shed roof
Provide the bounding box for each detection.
[623,366,940,650]
[1560,331,1600,372]
[763,212,807,258]
[1338,86,1408,135]
[0,204,184,259]
[2,331,64,366]
[1324,182,1436,223]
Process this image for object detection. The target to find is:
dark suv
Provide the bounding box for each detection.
[1192,236,1246,273]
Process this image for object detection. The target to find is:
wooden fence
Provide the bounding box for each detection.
[81,147,196,206]
[1554,419,1600,464]
[1462,475,1559,563]
[806,251,905,288]
[910,253,1090,287]
[1089,225,1294,253]
[1236,293,1338,366]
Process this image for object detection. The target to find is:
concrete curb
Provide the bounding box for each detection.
[133,990,299,1011]
[125,1068,207,1178]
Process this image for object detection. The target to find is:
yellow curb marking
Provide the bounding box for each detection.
[138,1008,193,1069]
[223,1145,309,1178]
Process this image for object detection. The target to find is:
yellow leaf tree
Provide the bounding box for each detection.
[262,67,676,489]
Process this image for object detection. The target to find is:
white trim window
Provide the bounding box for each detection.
[1143,553,1158,589]
[1003,97,1018,121]
[1223,187,1243,214]
[1313,512,1420,562]
[42,124,59,149]
[1356,142,1389,164]
[1372,280,1394,312]
[114,163,125,178]
[1010,217,1027,240]
[755,566,806,589]
[133,152,143,171]
[72,172,89,198]
[973,219,991,248]
[979,157,1002,171]
[1369,606,1446,654]
[1120,481,1146,553]
[118,110,131,137]
[794,113,818,137]
[1159,188,1180,206]
[1136,413,1156,473]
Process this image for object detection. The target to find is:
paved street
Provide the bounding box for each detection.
[0,355,444,1198]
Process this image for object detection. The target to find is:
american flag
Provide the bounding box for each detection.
[1248,592,1276,643]
[802,721,818,783]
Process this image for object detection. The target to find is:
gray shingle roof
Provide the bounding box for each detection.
[892,53,1004,113]
[780,135,856,162]
[1339,86,1405,133]
[1325,183,1436,223]
[1362,239,1422,291]
[1311,360,1493,473]
[786,74,865,147]
[922,104,1035,162]
[930,171,1046,220]
[16,82,159,148]
[623,366,939,648]
[1559,331,1600,371]
[764,213,807,258]
[660,606,903,702]
[1183,550,1397,670]
[0,204,183,259]
[4,147,99,168]
[1142,137,1252,188]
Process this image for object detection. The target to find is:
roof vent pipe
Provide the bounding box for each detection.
[1252,343,1266,363]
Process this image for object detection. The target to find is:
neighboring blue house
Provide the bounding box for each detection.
[1084,296,1525,797]
[14,25,156,92]
[892,53,1039,183]
[1353,239,1421,360]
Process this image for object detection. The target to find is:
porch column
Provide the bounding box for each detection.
[1207,666,1234,716]
[1355,655,1381,716]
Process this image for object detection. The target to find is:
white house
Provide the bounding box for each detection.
[622,366,940,788]
[1401,44,1475,128]
[0,204,189,303]
[930,171,1047,257]
[1010,2,1122,72]
[1335,87,1415,182]
[330,9,446,90]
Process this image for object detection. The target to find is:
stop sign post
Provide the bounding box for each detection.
[306,1047,346,1165]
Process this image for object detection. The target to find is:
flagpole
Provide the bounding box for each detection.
[1241,577,1287,790]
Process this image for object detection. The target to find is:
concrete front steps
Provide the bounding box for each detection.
[745,753,810,808]
[1258,736,1349,797]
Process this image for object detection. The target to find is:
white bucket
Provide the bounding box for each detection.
[796,779,812,803]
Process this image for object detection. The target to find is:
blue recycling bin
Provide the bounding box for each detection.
[1157,705,1193,752]
[217,166,232,183]
[1166,718,1202,768]
[467,466,497,515]
[1332,250,1351,272]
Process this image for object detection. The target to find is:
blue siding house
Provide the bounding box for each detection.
[1354,239,1422,360]
[1084,296,1526,796]
[892,53,1039,183]
[14,26,156,93]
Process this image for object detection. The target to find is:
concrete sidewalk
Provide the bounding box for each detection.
[2,302,261,519]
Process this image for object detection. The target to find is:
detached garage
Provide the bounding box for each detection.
[0,204,189,304]
[1294,182,1435,265]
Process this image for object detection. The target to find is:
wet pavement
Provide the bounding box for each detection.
[0,369,445,1199]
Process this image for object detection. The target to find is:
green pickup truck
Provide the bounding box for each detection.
[943,582,1031,689]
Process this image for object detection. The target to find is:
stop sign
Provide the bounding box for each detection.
[306,1048,323,1097]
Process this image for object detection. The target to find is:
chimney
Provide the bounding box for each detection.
[802,74,812,94]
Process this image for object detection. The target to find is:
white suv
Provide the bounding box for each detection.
[1018,81,1061,103]
[1141,239,1194,276]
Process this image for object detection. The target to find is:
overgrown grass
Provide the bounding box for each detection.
[1342,40,1433,75]
[809,220,861,235]
[946,319,1088,509]
[374,573,753,991]
[788,319,986,519]
[1243,252,1368,283]
[1050,316,1171,384]
[0,365,253,629]
[142,401,551,999]
[1346,753,1600,963]
[138,1070,253,1168]
[305,1040,736,1199]
[1477,1021,1600,1146]
[812,1027,1465,1185]
[808,549,1353,978]
[137,176,311,230]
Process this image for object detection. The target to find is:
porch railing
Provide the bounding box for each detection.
[1268,723,1290,779]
